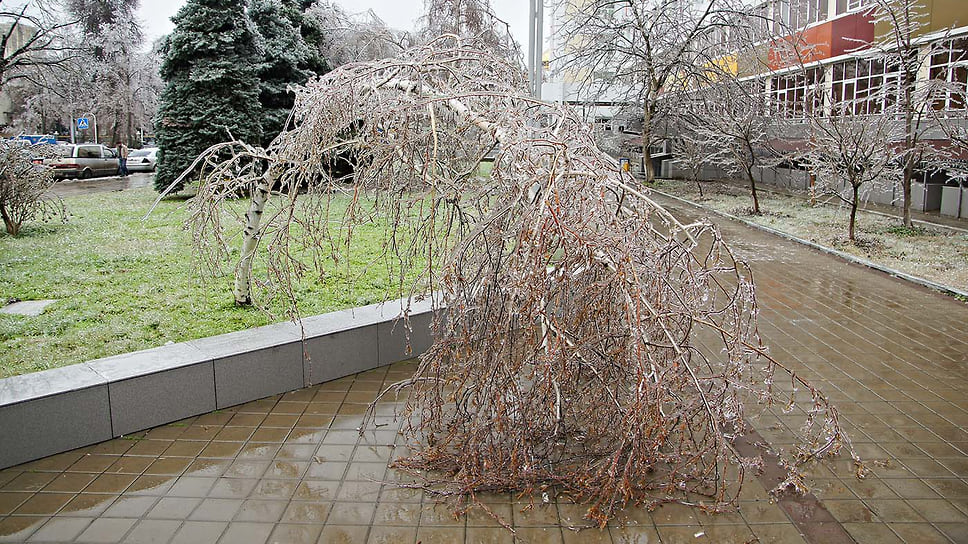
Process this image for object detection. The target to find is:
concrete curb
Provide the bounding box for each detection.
[652,188,968,301]
[0,296,441,469]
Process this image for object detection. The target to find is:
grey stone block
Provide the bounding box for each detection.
[0,384,111,469]
[189,320,302,358]
[212,342,304,409]
[0,299,57,316]
[109,362,216,436]
[304,325,380,385]
[378,311,435,365]
[300,303,388,337]
[0,364,105,406]
[88,343,210,381]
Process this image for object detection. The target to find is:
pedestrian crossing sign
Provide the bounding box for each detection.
[77,118,89,130]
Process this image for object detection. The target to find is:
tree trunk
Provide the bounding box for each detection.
[849,184,859,242]
[233,172,273,306]
[1,205,19,236]
[745,165,760,214]
[642,104,654,183]
[901,71,915,228]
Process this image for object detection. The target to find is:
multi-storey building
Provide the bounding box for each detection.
[683,0,967,216]
[547,0,967,216]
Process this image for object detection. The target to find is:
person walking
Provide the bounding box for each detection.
[118,142,129,176]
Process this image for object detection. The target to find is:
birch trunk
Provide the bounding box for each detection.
[233,171,273,306]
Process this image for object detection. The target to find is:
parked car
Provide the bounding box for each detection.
[127,147,158,172]
[45,144,119,179]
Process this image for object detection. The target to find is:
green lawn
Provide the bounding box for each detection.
[0,187,418,378]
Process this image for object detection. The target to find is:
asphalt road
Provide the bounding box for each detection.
[47,171,155,198]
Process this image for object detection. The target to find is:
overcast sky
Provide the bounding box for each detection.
[138,1,536,51]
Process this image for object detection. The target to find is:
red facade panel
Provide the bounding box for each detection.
[768,12,875,71]
[831,11,875,57]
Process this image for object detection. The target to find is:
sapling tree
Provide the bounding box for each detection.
[801,103,903,241]
[168,38,858,527]
[868,0,944,227]
[672,128,713,197]
[0,142,64,236]
[688,78,777,214]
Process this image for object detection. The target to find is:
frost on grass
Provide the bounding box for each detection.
[183,38,857,528]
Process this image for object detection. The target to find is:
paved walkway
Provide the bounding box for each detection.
[1,195,966,543]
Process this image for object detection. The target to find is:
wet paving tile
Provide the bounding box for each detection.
[75,516,137,543]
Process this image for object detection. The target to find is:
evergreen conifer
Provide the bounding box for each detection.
[154,0,263,192]
[250,0,328,146]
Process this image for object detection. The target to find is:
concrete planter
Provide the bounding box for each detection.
[0,297,440,469]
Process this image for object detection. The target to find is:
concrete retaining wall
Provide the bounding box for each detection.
[661,160,901,206]
[0,298,438,470]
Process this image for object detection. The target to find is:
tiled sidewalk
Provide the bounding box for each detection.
[1,196,966,543]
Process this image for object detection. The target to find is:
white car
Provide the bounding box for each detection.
[127,147,158,172]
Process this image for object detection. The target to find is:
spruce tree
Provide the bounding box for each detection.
[250,0,328,146]
[154,0,263,192]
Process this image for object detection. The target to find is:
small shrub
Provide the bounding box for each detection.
[884,224,929,238]
[0,141,66,236]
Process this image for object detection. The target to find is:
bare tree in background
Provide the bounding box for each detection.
[672,129,713,197]
[167,37,857,528]
[554,0,731,182]
[0,0,78,92]
[420,0,518,59]
[688,77,776,214]
[867,0,943,227]
[306,3,413,66]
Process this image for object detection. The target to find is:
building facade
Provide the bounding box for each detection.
[679,0,967,216]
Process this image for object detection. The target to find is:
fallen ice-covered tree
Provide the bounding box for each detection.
[172,37,858,528]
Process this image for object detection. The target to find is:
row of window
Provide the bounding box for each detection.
[752,0,873,34]
[767,39,966,117]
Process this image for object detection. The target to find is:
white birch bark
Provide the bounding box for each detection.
[233,171,273,305]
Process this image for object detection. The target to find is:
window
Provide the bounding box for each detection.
[847,0,872,11]
[769,67,824,117]
[78,146,100,158]
[929,38,967,113]
[838,0,872,14]
[773,0,826,33]
[830,57,901,115]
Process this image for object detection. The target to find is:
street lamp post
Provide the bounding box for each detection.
[528,0,544,100]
